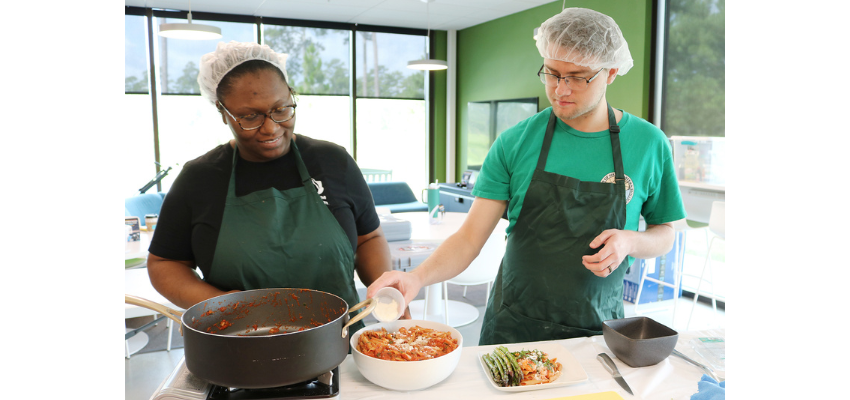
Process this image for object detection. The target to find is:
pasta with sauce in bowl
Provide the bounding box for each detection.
[350,320,463,391]
[357,325,458,361]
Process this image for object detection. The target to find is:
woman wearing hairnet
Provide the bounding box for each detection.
[368,8,685,345]
[147,42,394,335]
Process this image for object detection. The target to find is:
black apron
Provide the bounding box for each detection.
[479,104,627,345]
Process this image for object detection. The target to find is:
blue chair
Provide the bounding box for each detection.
[125,192,167,228]
[367,182,428,213]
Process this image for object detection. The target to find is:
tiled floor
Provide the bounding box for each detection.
[124,295,724,400]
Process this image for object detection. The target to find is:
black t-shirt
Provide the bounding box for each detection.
[149,135,380,278]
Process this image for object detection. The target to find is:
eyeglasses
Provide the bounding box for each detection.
[218,101,297,130]
[537,65,605,90]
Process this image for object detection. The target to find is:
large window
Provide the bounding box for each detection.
[156,18,255,95]
[263,25,352,151]
[125,15,149,94]
[356,99,428,193]
[154,17,256,192]
[263,25,350,95]
[465,98,538,170]
[124,7,432,199]
[655,0,725,302]
[124,14,156,196]
[659,0,725,137]
[354,31,427,193]
[355,32,425,99]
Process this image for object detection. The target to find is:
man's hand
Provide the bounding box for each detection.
[366,270,424,319]
[581,229,636,277]
[581,223,675,278]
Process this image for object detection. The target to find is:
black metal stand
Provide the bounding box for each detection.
[139,166,172,194]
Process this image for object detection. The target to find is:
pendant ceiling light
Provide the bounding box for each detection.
[407,0,447,71]
[159,0,222,40]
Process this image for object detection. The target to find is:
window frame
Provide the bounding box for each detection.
[124,6,434,192]
[652,0,725,138]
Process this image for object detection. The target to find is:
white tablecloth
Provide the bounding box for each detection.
[338,329,724,399]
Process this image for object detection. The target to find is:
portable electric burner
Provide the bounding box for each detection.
[150,357,340,400]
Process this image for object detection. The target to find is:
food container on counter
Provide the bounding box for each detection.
[602,316,678,367]
[350,319,463,391]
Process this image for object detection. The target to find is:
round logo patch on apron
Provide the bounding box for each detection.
[601,172,634,204]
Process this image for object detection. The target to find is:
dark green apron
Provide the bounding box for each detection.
[206,140,364,333]
[479,104,627,345]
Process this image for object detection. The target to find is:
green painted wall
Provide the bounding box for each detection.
[431,30,448,183]
[450,0,654,181]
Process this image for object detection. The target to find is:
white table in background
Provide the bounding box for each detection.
[390,211,495,328]
[125,230,155,356]
[125,229,153,261]
[125,266,183,358]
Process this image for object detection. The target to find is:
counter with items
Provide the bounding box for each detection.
[338,328,724,400]
[146,288,724,400]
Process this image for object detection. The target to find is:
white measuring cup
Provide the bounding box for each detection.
[372,287,405,322]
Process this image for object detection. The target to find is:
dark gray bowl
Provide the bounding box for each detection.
[602,317,678,367]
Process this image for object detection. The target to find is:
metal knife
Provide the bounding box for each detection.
[597,353,633,395]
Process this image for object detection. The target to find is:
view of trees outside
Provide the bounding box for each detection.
[355,32,425,99]
[125,13,431,195]
[156,18,255,94]
[124,15,156,196]
[263,26,350,95]
[660,0,725,300]
[465,100,538,170]
[662,0,725,185]
[262,27,426,100]
[125,15,149,93]
[662,0,725,137]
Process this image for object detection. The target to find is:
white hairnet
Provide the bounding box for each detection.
[197,41,290,105]
[535,8,633,76]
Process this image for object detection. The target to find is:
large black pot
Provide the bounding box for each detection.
[126,288,375,388]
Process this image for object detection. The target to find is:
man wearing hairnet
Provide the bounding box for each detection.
[368,8,686,345]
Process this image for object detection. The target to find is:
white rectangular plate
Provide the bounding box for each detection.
[478,342,588,392]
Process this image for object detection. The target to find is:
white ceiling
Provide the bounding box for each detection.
[125,0,554,31]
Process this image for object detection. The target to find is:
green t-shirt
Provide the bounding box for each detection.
[472,107,686,239]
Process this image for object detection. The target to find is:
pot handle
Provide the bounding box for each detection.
[125,294,185,336]
[341,298,376,338]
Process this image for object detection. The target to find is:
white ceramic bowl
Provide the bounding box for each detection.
[350,319,463,391]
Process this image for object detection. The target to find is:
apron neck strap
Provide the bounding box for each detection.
[536,111,559,171]
[287,139,313,184]
[606,103,625,182]
[228,139,314,197]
